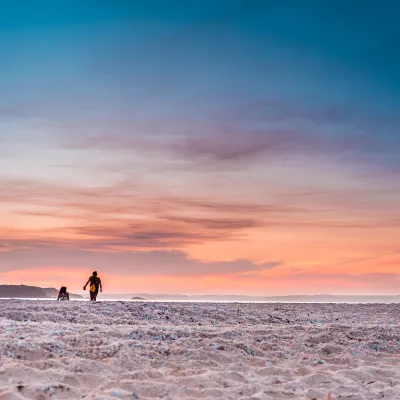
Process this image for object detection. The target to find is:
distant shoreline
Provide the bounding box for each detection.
[0,297,399,304]
[1,285,399,303]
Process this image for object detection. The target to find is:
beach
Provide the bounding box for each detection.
[0,300,399,399]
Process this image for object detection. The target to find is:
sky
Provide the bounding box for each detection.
[1,0,400,295]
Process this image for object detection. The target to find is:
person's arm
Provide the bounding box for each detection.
[83,279,90,290]
[99,279,103,292]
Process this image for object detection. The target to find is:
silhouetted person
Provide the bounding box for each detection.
[57,286,70,301]
[83,271,102,301]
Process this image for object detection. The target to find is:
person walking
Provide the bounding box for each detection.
[83,271,102,301]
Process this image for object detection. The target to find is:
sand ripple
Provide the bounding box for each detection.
[1,300,400,399]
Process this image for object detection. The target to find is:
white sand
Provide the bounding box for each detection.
[0,300,400,400]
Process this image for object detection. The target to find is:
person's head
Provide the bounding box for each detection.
[92,271,98,277]
[59,286,67,294]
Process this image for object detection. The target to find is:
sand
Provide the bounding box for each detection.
[0,300,400,400]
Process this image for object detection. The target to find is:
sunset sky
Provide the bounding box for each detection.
[1,0,399,295]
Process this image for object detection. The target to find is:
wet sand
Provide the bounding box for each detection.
[0,300,400,399]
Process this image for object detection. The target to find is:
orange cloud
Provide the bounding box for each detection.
[1,157,399,295]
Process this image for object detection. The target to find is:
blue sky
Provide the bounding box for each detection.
[0,1,399,294]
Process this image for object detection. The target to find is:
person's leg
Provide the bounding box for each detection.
[90,291,95,301]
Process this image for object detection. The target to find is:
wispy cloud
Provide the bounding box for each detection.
[1,176,399,256]
[0,248,280,277]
